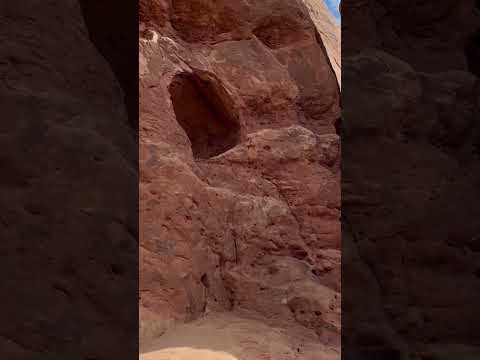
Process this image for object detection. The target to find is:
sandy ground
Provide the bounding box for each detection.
[141,347,239,360]
[139,313,339,360]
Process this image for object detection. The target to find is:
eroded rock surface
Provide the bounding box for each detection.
[302,0,341,87]
[139,0,341,358]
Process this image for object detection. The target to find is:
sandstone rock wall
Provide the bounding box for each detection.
[139,0,341,358]
[301,0,341,87]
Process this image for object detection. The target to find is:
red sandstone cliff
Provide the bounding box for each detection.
[139,0,341,359]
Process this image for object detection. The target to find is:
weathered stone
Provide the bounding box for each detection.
[139,0,341,358]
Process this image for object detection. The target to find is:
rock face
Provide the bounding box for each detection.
[343,0,479,72]
[1,1,137,359]
[343,1,480,359]
[139,0,341,358]
[301,0,341,87]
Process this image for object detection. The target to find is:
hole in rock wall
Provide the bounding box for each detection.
[169,73,240,159]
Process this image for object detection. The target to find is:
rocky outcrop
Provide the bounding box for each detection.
[139,0,341,358]
[343,1,480,359]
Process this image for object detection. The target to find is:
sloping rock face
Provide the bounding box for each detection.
[343,1,480,359]
[302,0,341,87]
[139,0,341,358]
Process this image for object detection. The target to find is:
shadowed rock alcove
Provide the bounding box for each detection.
[169,72,240,159]
[79,0,138,128]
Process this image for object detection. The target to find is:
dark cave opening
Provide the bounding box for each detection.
[169,72,240,160]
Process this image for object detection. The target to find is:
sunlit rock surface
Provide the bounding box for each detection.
[139,0,341,358]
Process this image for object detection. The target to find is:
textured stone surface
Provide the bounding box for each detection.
[139,0,341,357]
[343,0,479,73]
[302,0,341,87]
[1,1,137,359]
[342,1,480,359]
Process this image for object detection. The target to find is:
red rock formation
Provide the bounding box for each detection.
[139,0,341,358]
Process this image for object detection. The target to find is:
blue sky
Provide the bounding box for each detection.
[325,0,341,22]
